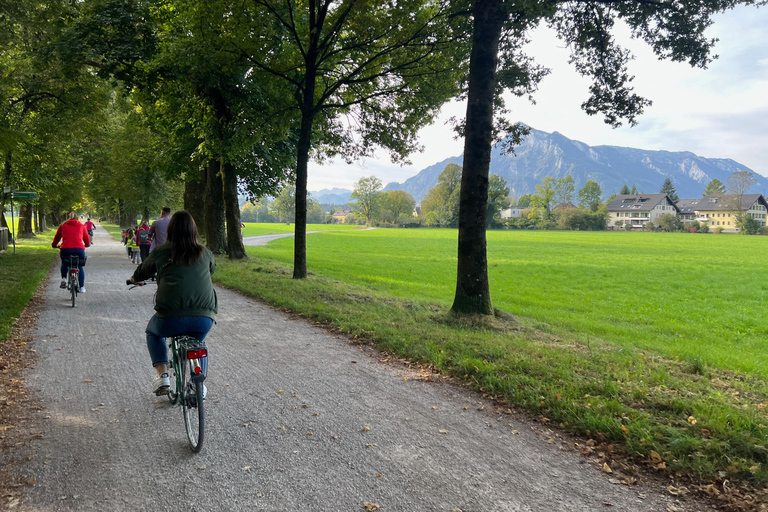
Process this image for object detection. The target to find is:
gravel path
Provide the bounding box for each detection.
[10,226,712,511]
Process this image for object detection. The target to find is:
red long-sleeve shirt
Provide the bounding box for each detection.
[51,219,91,249]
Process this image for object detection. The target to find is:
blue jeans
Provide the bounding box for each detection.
[60,248,86,288]
[145,315,214,367]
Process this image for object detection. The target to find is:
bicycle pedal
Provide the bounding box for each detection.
[155,387,169,396]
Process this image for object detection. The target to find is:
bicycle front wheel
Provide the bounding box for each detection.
[181,358,204,452]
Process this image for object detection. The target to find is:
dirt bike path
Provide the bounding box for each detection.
[8,225,712,511]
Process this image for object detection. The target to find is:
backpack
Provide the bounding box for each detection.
[137,229,150,244]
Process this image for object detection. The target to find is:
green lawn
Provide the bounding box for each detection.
[241,222,361,237]
[0,223,56,343]
[251,228,768,377]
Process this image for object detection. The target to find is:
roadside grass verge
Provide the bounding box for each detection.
[0,230,56,343]
[213,230,768,490]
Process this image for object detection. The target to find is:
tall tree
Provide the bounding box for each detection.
[486,174,510,227]
[452,0,764,314]
[421,164,462,227]
[703,178,726,197]
[379,190,416,225]
[530,176,557,220]
[725,170,759,218]
[660,177,679,202]
[350,176,383,226]
[577,180,602,212]
[554,175,575,206]
[230,0,465,278]
[619,184,631,195]
[270,185,296,224]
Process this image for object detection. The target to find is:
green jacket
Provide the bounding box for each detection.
[132,243,218,320]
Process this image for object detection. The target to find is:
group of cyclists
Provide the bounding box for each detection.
[52,208,217,396]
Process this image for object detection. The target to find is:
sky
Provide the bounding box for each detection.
[307,4,768,192]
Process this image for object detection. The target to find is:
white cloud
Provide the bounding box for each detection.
[308,4,768,191]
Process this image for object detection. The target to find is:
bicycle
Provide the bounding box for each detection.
[127,280,208,452]
[167,334,207,452]
[63,253,86,307]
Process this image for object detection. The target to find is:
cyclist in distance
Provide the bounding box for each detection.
[84,217,96,244]
[52,212,91,292]
[128,211,218,395]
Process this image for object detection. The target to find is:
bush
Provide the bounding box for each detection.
[715,226,724,234]
[624,223,633,231]
[700,223,710,233]
[736,215,761,235]
[556,208,609,231]
[654,213,683,232]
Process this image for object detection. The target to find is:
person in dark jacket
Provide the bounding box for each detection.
[52,212,91,292]
[130,211,217,395]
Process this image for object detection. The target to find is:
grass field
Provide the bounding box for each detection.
[250,228,768,377]
[0,221,56,343]
[241,222,361,237]
[213,227,768,486]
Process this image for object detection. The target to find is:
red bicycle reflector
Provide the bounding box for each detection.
[187,348,207,359]
[194,366,202,374]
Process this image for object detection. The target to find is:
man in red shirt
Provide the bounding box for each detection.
[51,212,91,292]
[84,218,96,244]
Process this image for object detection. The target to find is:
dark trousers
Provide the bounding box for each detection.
[139,244,150,263]
[60,248,86,288]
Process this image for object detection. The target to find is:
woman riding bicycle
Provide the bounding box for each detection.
[128,211,217,395]
[52,212,91,292]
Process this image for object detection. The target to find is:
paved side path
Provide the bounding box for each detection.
[11,226,709,511]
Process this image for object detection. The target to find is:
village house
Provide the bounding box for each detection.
[331,209,352,223]
[606,194,679,229]
[676,194,768,232]
[500,205,525,219]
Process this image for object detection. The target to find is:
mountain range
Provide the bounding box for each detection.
[310,128,768,205]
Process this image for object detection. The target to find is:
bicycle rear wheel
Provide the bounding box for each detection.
[181,357,204,452]
[167,340,180,405]
[70,276,77,307]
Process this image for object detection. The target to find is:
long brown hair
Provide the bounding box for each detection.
[166,211,205,266]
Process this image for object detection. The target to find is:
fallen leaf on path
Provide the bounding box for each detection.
[361,426,370,432]
[363,503,380,511]
[84,380,92,383]
[439,429,448,435]
[602,463,612,473]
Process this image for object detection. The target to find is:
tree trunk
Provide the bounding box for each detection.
[293,31,320,279]
[204,160,227,254]
[222,161,246,259]
[33,205,39,233]
[37,206,47,232]
[0,200,7,229]
[18,203,35,238]
[451,0,505,315]
[292,111,312,279]
[1,151,11,229]
[184,175,207,238]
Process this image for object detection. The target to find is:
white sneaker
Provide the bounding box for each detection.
[153,373,170,395]
[79,287,86,293]
[60,279,67,288]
